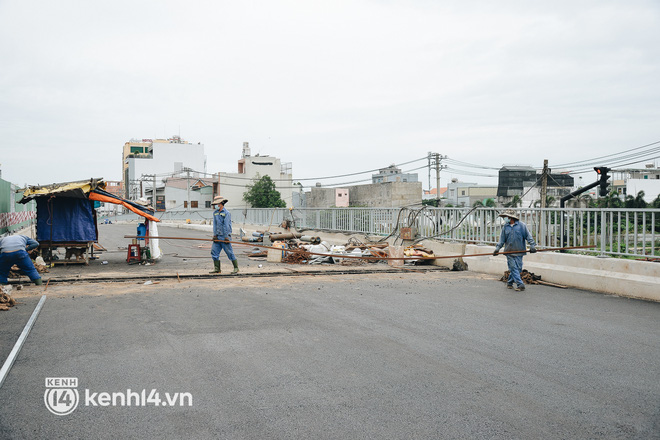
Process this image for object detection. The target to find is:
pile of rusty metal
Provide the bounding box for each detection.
[281,248,312,264]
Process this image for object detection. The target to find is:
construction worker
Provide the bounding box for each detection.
[493,209,537,291]
[210,196,239,274]
[0,235,43,286]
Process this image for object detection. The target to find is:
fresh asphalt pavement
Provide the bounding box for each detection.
[1,266,659,439]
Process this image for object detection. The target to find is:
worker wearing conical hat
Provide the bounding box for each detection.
[210,196,239,274]
[493,209,536,291]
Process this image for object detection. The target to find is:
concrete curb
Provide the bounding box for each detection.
[419,240,660,302]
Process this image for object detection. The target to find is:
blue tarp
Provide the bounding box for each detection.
[36,198,97,242]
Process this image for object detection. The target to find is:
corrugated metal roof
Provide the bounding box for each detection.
[19,178,105,203]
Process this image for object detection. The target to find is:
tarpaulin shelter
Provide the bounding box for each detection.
[19,178,159,263]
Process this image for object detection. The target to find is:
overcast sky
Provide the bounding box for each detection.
[1,0,658,190]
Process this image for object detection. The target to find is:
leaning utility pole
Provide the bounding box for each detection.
[540,159,549,208]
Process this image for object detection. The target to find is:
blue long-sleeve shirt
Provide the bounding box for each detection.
[495,220,536,257]
[213,207,232,239]
[0,235,40,253]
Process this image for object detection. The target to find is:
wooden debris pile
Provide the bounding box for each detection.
[501,269,567,288]
[404,245,436,265]
[0,291,16,311]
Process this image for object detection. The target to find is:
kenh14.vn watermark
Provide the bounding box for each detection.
[44,377,193,416]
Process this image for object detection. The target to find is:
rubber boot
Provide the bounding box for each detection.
[34,278,43,286]
[209,260,221,274]
[231,259,239,274]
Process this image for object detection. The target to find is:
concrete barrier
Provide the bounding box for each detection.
[423,241,659,302]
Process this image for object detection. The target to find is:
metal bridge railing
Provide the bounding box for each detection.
[107,206,659,259]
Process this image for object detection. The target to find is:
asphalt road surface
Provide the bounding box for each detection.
[1,271,659,439]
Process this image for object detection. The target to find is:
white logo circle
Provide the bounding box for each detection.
[44,388,79,416]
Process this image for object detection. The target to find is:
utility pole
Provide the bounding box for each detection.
[427,152,432,194]
[432,153,447,206]
[186,168,191,210]
[540,159,549,208]
[140,174,157,209]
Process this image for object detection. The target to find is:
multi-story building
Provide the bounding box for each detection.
[215,142,294,208]
[96,180,123,214]
[497,165,573,207]
[372,164,418,184]
[122,136,207,202]
[612,165,660,202]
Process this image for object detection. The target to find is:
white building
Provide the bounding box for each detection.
[447,180,498,207]
[146,177,213,211]
[614,165,660,202]
[122,136,207,202]
[215,142,293,208]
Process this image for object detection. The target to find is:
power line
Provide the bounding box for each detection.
[552,140,660,168]
[139,157,429,184]
[444,158,500,170]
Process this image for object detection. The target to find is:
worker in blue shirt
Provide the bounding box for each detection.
[0,235,43,285]
[493,209,537,291]
[210,196,239,274]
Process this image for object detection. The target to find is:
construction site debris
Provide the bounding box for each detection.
[267,241,286,263]
[388,246,404,267]
[501,269,568,288]
[300,236,322,244]
[403,245,436,265]
[282,249,311,264]
[452,260,468,271]
[0,287,16,311]
[269,232,302,241]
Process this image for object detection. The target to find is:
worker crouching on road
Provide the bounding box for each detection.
[0,235,43,286]
[493,209,537,291]
[210,196,239,275]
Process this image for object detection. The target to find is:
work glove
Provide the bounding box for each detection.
[529,247,537,253]
[493,248,500,256]
[212,235,218,242]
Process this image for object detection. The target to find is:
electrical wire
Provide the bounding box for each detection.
[143,157,428,184]
[552,140,660,168]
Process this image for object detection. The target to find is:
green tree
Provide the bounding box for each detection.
[624,194,636,208]
[243,175,286,208]
[505,195,522,208]
[568,194,592,208]
[597,190,622,208]
[473,198,496,208]
[533,196,556,208]
[634,191,647,208]
[652,194,660,209]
